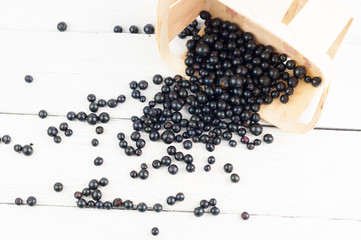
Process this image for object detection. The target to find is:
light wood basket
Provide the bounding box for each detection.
[156,0,353,133]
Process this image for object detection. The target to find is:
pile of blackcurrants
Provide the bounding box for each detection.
[129,11,321,153]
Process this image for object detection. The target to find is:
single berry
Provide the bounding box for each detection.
[114,25,123,33]
[167,196,176,205]
[129,25,139,33]
[91,138,99,147]
[2,135,11,144]
[24,75,33,83]
[22,145,33,156]
[241,211,250,220]
[175,192,185,201]
[38,110,48,119]
[26,196,37,206]
[95,126,104,134]
[210,206,220,216]
[194,207,204,217]
[53,135,62,144]
[94,157,104,166]
[143,24,154,34]
[151,227,159,236]
[15,197,23,206]
[207,156,215,164]
[230,173,240,183]
[153,203,163,212]
[224,163,233,173]
[53,182,63,192]
[57,22,67,32]
[99,177,109,186]
[137,202,147,212]
[168,164,178,175]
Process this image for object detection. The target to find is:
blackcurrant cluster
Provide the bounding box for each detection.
[14,196,37,206]
[117,131,145,157]
[75,178,163,212]
[74,178,113,209]
[47,122,73,143]
[129,80,148,103]
[224,163,240,183]
[66,93,124,127]
[166,192,185,205]
[152,146,195,175]
[129,11,322,153]
[130,163,149,180]
[193,198,219,217]
[178,19,200,39]
[13,143,33,156]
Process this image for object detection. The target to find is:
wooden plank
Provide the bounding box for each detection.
[0,30,360,129]
[0,0,157,33]
[0,114,361,220]
[1,204,361,240]
[282,0,309,25]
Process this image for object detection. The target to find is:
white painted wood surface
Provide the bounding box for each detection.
[0,0,361,239]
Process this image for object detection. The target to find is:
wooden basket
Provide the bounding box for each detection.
[156,0,353,133]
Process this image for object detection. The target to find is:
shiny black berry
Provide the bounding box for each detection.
[153,74,163,85]
[94,157,103,166]
[113,198,123,207]
[129,25,139,33]
[77,199,87,208]
[59,122,68,131]
[38,110,48,119]
[230,173,240,183]
[210,206,220,215]
[194,207,204,217]
[224,163,233,173]
[15,197,23,205]
[47,126,58,137]
[24,75,33,83]
[175,192,185,201]
[14,144,22,153]
[99,177,109,186]
[207,156,215,164]
[168,164,178,175]
[53,182,63,192]
[294,66,306,78]
[2,135,11,144]
[137,202,147,212]
[22,145,33,156]
[153,203,163,212]
[263,134,274,144]
[53,136,61,144]
[166,196,176,205]
[65,129,73,137]
[114,25,123,33]
[311,77,322,87]
[88,179,99,190]
[91,138,99,147]
[139,169,149,180]
[26,196,37,206]
[241,211,250,220]
[57,22,67,32]
[144,24,154,34]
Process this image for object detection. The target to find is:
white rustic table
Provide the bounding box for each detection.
[0,0,360,239]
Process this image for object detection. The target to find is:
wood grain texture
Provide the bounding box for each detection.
[1,205,361,240]
[0,29,360,129]
[0,114,361,220]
